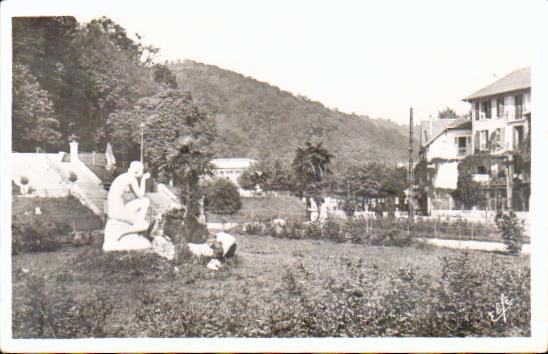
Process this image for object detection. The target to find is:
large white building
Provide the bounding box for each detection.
[465,67,530,155]
[210,158,256,187]
[463,67,531,211]
[419,67,531,213]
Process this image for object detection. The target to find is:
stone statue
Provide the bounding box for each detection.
[103,161,153,251]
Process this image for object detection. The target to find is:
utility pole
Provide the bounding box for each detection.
[140,121,145,163]
[408,107,414,223]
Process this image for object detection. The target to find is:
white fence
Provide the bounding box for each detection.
[430,209,529,225]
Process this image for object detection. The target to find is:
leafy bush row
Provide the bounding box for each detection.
[239,218,415,247]
[13,251,528,337]
[11,217,99,255]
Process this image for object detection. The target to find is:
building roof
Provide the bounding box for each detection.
[464,67,531,101]
[420,118,471,148]
[211,158,256,169]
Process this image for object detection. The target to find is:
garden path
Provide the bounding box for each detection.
[423,237,530,255]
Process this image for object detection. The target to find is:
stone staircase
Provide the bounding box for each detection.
[13,152,181,219]
[12,153,70,197]
[44,156,106,215]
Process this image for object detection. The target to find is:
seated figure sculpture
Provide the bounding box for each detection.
[103,161,153,251]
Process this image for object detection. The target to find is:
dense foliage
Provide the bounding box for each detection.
[12,64,63,151]
[169,60,418,169]
[292,141,333,195]
[495,211,524,255]
[13,238,530,338]
[12,16,165,152]
[452,155,491,209]
[339,162,408,211]
[437,107,458,119]
[238,159,294,191]
[204,178,242,215]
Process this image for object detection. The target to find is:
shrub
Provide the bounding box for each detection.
[245,222,264,235]
[342,199,356,218]
[370,228,414,247]
[342,218,367,243]
[12,274,114,338]
[303,221,322,239]
[161,208,208,244]
[495,211,524,255]
[286,219,305,239]
[12,216,72,254]
[20,176,29,185]
[322,219,344,242]
[204,178,242,216]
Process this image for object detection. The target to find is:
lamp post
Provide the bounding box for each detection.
[140,121,145,163]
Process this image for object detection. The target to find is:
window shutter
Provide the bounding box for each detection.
[500,128,505,148]
[474,132,480,152]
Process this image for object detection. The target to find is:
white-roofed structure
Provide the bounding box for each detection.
[210,158,256,187]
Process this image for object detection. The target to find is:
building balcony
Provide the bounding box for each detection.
[472,174,508,187]
[504,109,529,123]
[472,174,490,184]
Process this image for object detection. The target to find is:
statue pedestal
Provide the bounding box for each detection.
[103,219,152,252]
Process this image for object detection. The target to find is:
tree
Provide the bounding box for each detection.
[74,17,160,150]
[140,89,216,176]
[153,63,178,89]
[12,16,161,151]
[292,141,333,195]
[139,88,217,220]
[381,166,408,198]
[238,159,294,191]
[204,178,242,215]
[452,156,487,209]
[495,211,524,255]
[381,166,408,212]
[238,169,267,190]
[101,108,143,163]
[437,107,458,119]
[343,163,384,200]
[12,64,62,151]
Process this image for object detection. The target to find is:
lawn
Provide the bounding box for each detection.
[206,195,306,223]
[12,195,103,231]
[12,233,530,338]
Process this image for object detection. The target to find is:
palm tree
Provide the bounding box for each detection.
[292,141,334,195]
[161,135,213,219]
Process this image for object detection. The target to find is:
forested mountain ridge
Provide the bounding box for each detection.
[11,14,417,171]
[169,60,417,169]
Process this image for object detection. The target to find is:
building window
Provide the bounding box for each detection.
[481,100,491,119]
[455,136,467,156]
[490,128,505,151]
[480,130,489,151]
[514,94,523,120]
[475,102,480,121]
[497,97,504,118]
[477,165,488,174]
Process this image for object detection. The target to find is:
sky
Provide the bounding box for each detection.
[4,0,546,125]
